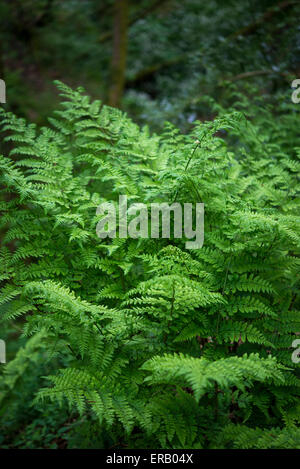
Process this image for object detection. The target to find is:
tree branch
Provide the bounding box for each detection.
[127,53,188,85]
[227,1,298,40]
[125,1,298,86]
[226,69,291,82]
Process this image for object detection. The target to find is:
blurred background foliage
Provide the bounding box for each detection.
[0,0,299,130]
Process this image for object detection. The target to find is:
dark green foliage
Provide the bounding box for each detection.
[2,0,299,129]
[0,82,299,448]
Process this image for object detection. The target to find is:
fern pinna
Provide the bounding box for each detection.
[0,82,299,449]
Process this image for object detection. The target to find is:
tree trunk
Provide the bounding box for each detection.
[108,0,129,108]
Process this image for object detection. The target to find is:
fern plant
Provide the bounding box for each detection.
[0,82,299,449]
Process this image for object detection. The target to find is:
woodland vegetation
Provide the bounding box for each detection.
[0,0,299,449]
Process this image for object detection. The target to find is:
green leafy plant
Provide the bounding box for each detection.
[0,82,299,448]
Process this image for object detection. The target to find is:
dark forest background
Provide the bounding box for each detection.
[0,0,299,129]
